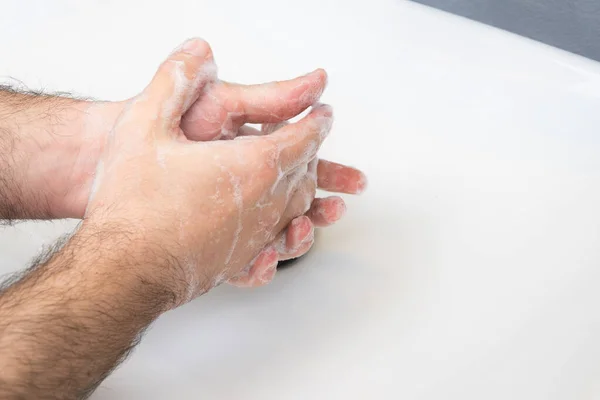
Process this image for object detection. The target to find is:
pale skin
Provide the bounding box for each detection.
[0,38,366,397]
[0,40,365,286]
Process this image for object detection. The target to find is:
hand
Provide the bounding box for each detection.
[86,38,333,304]
[227,125,366,287]
[0,38,363,399]
[61,53,364,215]
[0,38,365,284]
[76,41,365,286]
[172,41,367,286]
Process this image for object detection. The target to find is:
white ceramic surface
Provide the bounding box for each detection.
[1,1,600,399]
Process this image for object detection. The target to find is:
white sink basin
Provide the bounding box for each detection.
[1,1,600,399]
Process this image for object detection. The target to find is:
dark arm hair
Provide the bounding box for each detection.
[0,222,176,399]
[0,84,122,222]
[0,85,83,222]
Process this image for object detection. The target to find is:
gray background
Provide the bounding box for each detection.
[412,0,600,61]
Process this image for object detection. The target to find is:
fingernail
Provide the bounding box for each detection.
[181,38,206,56]
[313,102,333,118]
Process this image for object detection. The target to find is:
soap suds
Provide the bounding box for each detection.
[224,171,243,266]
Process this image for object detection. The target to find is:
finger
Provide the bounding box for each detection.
[306,196,346,227]
[307,157,318,182]
[269,165,316,236]
[285,170,315,217]
[180,70,325,141]
[272,216,315,261]
[280,237,314,261]
[220,68,327,124]
[227,246,278,288]
[269,103,333,173]
[317,159,367,194]
[240,128,367,195]
[137,38,216,127]
[261,121,288,135]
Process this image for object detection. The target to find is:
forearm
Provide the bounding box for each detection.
[0,88,121,220]
[0,223,176,399]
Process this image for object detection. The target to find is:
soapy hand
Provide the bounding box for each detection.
[85,38,335,304]
[30,37,365,288]
[155,40,366,287]
[79,40,364,287]
[167,43,366,286]
[226,125,365,287]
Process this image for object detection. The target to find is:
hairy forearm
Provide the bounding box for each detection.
[0,87,121,220]
[0,223,177,399]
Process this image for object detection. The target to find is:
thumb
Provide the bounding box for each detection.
[180,69,326,141]
[138,38,216,127]
[221,68,327,124]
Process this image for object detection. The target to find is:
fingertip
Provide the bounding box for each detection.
[316,160,367,195]
[178,37,213,59]
[308,103,333,141]
[256,245,279,267]
[281,236,314,261]
[143,38,217,124]
[258,262,278,284]
[306,196,346,227]
[312,68,328,86]
[319,196,346,224]
[311,102,333,118]
[248,246,279,286]
[286,216,314,250]
[291,215,313,237]
[355,171,368,194]
[301,68,328,102]
[226,245,279,288]
[330,196,347,221]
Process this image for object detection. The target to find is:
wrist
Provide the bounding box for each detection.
[41,101,124,218]
[74,218,206,311]
[0,91,125,220]
[71,220,180,313]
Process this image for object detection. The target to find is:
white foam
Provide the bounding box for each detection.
[224,171,243,266]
